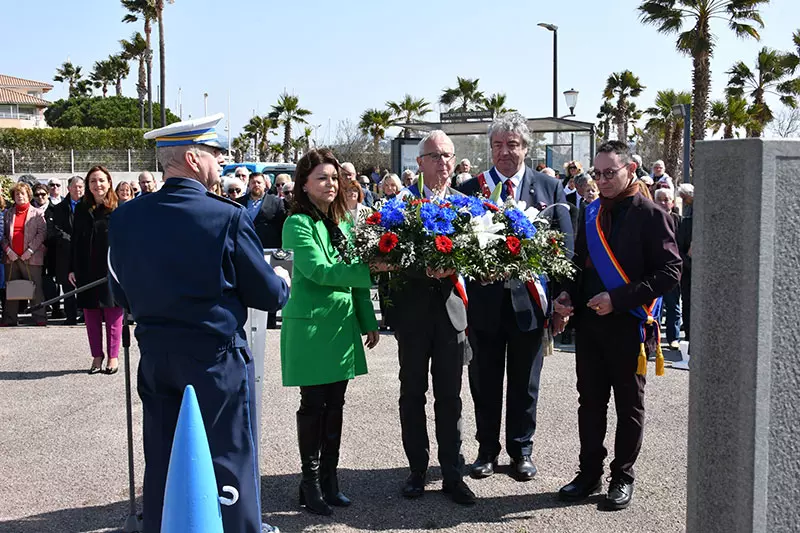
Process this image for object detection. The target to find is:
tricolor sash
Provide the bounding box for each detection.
[584,199,665,376]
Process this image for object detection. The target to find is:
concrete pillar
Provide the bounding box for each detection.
[687,139,800,533]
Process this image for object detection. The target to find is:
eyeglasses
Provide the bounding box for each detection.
[34,192,47,197]
[228,188,242,193]
[235,174,247,178]
[568,166,577,171]
[49,183,61,188]
[421,152,455,162]
[590,165,627,181]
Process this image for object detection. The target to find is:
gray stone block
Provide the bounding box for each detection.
[688,139,800,533]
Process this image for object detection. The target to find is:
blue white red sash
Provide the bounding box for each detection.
[584,199,664,376]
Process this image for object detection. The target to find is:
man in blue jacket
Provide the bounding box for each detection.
[109,113,290,533]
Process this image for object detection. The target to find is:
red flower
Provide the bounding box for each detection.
[411,199,432,206]
[366,212,381,225]
[378,232,399,253]
[483,202,499,212]
[506,236,521,255]
[435,235,453,254]
[549,237,559,246]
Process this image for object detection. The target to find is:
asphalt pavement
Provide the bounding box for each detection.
[0,324,689,533]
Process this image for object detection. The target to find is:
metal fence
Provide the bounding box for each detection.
[0,149,158,175]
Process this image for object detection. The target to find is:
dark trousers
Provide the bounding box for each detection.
[138,341,261,533]
[661,286,682,343]
[575,312,646,484]
[680,266,691,342]
[61,283,78,322]
[42,273,60,313]
[468,290,544,459]
[395,311,465,483]
[299,380,348,416]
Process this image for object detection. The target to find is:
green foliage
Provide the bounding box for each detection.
[1,174,13,205]
[44,96,178,129]
[0,127,154,150]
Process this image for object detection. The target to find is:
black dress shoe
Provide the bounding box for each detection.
[442,479,476,506]
[401,471,426,499]
[558,472,602,502]
[469,454,497,479]
[604,478,634,510]
[509,455,537,481]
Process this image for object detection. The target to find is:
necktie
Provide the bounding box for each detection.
[503,179,515,201]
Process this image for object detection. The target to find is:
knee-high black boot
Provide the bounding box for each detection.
[320,407,351,507]
[297,411,333,516]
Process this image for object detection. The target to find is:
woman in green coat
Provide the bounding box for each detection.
[281,148,389,516]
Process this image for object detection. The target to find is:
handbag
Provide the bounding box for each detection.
[6,260,36,301]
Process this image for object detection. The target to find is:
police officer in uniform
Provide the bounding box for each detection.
[108,114,291,533]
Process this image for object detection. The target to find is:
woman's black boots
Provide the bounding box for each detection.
[319,407,351,507]
[296,412,332,516]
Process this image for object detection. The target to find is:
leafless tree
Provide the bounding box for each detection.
[769,106,800,138]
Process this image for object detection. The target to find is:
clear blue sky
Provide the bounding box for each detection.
[2,0,798,142]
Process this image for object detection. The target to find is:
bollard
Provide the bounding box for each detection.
[161,385,224,533]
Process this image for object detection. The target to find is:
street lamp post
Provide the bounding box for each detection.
[563,89,579,117]
[538,23,558,117]
[203,93,208,116]
[672,103,692,183]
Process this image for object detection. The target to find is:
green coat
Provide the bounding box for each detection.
[280,214,378,387]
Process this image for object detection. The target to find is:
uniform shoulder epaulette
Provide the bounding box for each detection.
[206,192,244,208]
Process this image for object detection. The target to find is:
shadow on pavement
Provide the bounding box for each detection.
[0,498,138,533]
[262,467,594,531]
[0,369,89,380]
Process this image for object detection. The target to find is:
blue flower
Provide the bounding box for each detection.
[505,208,537,239]
[380,198,406,229]
[447,195,487,217]
[419,202,456,235]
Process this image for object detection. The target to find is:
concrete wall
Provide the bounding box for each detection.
[687,139,800,533]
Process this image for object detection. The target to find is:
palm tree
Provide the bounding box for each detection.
[74,79,94,98]
[726,47,800,137]
[603,70,646,142]
[440,77,484,112]
[268,92,312,162]
[90,60,115,98]
[155,0,175,126]
[53,61,84,98]
[646,89,692,178]
[359,109,395,157]
[481,93,517,116]
[597,100,615,142]
[122,0,157,127]
[386,94,431,137]
[232,133,251,162]
[107,55,130,97]
[244,115,275,161]
[268,143,284,162]
[291,137,306,162]
[639,0,768,146]
[709,95,751,138]
[120,32,148,126]
[302,126,313,152]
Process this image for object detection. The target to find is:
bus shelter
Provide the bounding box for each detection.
[392,116,595,176]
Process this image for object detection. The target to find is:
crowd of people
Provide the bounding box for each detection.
[1,110,694,532]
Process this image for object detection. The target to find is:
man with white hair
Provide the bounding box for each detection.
[341,162,374,207]
[108,114,290,533]
[401,169,416,187]
[460,158,472,175]
[234,166,251,182]
[654,188,682,350]
[390,130,476,505]
[458,112,574,484]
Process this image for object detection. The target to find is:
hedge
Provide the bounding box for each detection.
[0,127,155,150]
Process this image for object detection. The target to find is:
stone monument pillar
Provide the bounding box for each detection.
[687,139,800,533]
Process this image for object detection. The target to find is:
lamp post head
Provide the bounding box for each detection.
[672,103,691,118]
[563,89,578,115]
[537,22,558,31]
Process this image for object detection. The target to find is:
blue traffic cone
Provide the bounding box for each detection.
[161,385,224,533]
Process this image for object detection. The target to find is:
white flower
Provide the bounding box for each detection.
[514,200,540,223]
[470,212,505,249]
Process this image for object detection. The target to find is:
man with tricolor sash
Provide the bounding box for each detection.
[554,140,681,510]
[458,112,574,484]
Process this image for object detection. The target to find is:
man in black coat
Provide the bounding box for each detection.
[236,172,287,249]
[458,112,574,483]
[49,175,85,325]
[236,172,287,329]
[386,130,476,506]
[554,141,681,511]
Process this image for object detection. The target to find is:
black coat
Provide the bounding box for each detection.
[71,202,115,309]
[49,198,77,285]
[235,194,287,249]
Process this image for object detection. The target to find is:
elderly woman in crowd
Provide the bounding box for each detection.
[343,178,372,223]
[32,182,62,318]
[69,166,123,374]
[654,188,683,350]
[223,176,245,200]
[380,173,402,199]
[1,182,48,326]
[115,181,134,204]
[280,148,391,516]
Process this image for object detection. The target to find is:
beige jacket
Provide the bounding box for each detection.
[2,205,47,266]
